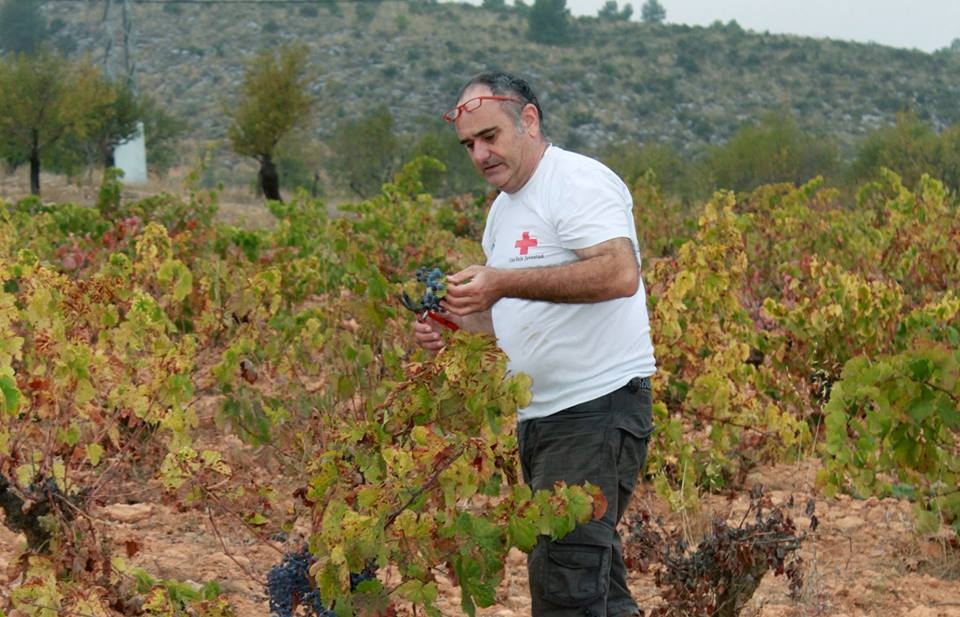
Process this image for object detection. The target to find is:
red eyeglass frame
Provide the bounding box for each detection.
[442,95,523,123]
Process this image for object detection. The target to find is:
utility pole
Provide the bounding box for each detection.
[101,0,147,183]
[100,0,137,92]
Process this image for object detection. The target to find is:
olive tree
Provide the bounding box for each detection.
[227,44,315,202]
[0,49,114,195]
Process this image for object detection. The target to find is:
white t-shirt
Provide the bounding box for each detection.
[482,145,657,422]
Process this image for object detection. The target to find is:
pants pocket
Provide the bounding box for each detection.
[543,543,611,607]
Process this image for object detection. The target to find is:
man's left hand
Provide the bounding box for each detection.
[443,265,501,315]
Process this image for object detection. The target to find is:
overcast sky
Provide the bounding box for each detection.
[455,0,960,53]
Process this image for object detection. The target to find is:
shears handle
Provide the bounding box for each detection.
[422,310,460,331]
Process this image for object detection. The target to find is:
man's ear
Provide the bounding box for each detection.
[522,104,539,134]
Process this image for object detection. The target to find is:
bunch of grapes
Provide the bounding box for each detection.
[265,546,331,617]
[265,547,379,617]
[415,267,447,312]
[349,562,378,590]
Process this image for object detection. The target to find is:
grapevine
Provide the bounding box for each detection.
[1,160,958,616]
[0,473,80,552]
[631,487,810,617]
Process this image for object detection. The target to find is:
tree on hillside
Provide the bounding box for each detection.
[227,44,314,202]
[411,125,487,197]
[42,77,140,178]
[59,78,186,176]
[598,1,633,22]
[527,0,570,44]
[640,0,666,23]
[848,112,940,190]
[139,96,186,177]
[51,81,185,180]
[0,0,47,55]
[602,141,695,200]
[89,80,141,169]
[703,110,838,194]
[328,106,400,199]
[0,49,114,195]
[936,123,960,193]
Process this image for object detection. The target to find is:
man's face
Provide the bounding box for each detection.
[454,86,540,194]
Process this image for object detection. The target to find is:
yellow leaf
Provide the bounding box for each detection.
[86,443,104,466]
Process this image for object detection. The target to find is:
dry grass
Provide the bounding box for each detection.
[0,166,277,230]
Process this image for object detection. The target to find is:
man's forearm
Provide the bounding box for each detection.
[495,247,639,303]
[444,238,640,316]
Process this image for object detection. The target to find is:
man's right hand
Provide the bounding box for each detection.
[413,318,446,353]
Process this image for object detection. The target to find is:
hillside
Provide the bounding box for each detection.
[41,1,960,168]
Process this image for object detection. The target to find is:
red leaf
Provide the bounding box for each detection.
[240,359,258,384]
[592,490,608,520]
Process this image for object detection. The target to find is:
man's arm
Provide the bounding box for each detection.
[442,237,639,316]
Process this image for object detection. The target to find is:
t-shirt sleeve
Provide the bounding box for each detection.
[481,197,500,261]
[552,161,636,251]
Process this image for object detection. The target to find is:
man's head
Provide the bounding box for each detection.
[444,71,548,194]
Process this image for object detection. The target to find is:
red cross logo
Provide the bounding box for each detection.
[514,231,539,255]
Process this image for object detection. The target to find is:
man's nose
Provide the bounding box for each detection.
[471,141,489,163]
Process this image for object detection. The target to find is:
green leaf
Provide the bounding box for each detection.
[60,423,80,447]
[0,375,21,414]
[823,409,849,455]
[395,579,438,606]
[75,377,95,405]
[355,487,379,509]
[507,517,538,553]
[367,270,389,301]
[246,512,269,526]
[907,357,933,381]
[906,388,936,423]
[936,397,960,428]
[158,259,194,303]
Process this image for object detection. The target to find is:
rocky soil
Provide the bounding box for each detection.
[1,173,958,617]
[2,457,958,617]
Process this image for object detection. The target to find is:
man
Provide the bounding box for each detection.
[413,71,656,617]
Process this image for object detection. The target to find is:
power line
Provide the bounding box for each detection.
[44,1,426,4]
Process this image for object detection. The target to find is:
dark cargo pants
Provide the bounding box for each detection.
[518,377,653,617]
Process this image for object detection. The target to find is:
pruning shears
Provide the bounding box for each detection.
[400,291,460,331]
